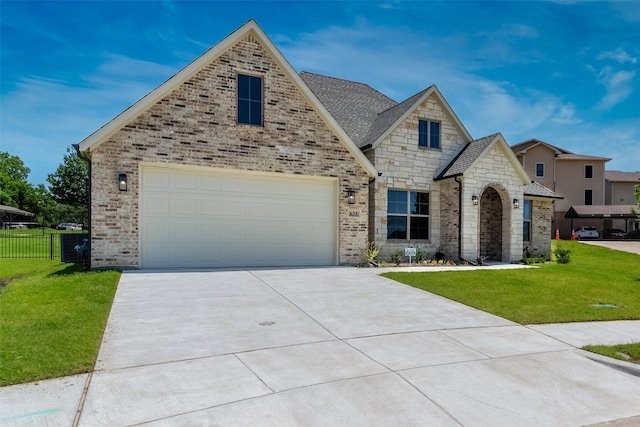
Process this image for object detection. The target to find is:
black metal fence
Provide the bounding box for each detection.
[0,229,88,262]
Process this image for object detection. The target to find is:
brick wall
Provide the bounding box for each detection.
[89,34,370,267]
[527,199,553,259]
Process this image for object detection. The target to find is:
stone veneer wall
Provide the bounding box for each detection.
[369,94,468,261]
[89,34,370,268]
[461,143,525,263]
[526,199,553,259]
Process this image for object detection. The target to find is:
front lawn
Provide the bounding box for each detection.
[0,259,120,386]
[382,241,640,325]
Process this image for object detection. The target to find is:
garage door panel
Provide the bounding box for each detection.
[141,166,337,268]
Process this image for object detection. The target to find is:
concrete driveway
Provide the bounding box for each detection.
[3,267,640,426]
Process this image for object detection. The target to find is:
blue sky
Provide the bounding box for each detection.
[1,1,639,185]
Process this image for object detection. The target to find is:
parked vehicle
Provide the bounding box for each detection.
[627,229,640,240]
[574,226,599,239]
[603,228,628,239]
[57,223,82,231]
[8,223,27,229]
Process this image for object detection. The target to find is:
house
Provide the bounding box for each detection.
[78,20,559,269]
[77,20,375,269]
[605,171,640,233]
[511,139,610,239]
[301,74,560,262]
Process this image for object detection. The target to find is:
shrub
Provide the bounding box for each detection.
[415,247,426,262]
[554,246,571,264]
[361,241,380,266]
[389,250,403,265]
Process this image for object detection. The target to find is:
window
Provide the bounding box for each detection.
[585,165,593,179]
[585,189,593,205]
[535,163,544,177]
[418,120,440,149]
[523,200,532,242]
[387,190,429,240]
[237,74,262,126]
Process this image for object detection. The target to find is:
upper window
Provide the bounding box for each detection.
[418,120,440,149]
[387,190,429,240]
[523,199,532,242]
[585,165,594,179]
[237,74,262,126]
[535,163,544,177]
[585,189,593,205]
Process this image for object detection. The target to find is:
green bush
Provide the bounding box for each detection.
[389,250,403,265]
[554,246,571,264]
[415,247,426,262]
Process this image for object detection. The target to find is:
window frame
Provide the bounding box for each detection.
[387,189,430,240]
[418,120,441,149]
[585,164,594,179]
[523,199,532,242]
[585,189,593,205]
[237,73,263,126]
[535,162,545,177]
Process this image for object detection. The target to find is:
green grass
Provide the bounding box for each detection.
[0,259,120,386]
[382,241,640,325]
[583,343,640,364]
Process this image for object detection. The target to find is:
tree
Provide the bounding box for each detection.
[46,150,89,226]
[632,184,640,218]
[0,152,33,207]
[47,151,89,207]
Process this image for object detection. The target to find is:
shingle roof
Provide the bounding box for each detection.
[605,170,640,182]
[361,87,433,147]
[565,205,637,218]
[299,72,397,147]
[435,133,500,180]
[511,139,573,155]
[524,181,563,199]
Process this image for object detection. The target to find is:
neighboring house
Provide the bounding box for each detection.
[511,139,610,239]
[301,74,560,262]
[78,20,559,268]
[605,171,640,232]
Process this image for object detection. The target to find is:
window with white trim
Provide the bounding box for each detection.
[585,189,593,205]
[535,163,544,177]
[585,164,593,179]
[418,120,440,149]
[387,190,429,240]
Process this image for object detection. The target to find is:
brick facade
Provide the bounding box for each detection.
[88,34,370,268]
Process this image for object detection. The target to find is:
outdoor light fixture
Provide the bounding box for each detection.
[118,174,128,191]
[513,198,520,209]
[347,190,356,204]
[472,195,479,205]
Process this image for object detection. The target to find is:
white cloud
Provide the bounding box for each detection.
[595,66,635,110]
[597,48,638,64]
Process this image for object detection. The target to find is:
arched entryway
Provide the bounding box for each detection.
[479,187,503,261]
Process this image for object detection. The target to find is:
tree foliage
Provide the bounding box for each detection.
[47,152,89,207]
[0,152,32,207]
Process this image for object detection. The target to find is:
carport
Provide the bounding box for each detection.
[565,205,639,237]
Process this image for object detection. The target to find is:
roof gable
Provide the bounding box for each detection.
[511,139,572,156]
[366,85,472,149]
[436,133,529,184]
[78,20,377,177]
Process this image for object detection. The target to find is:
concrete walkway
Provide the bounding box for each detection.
[2,267,640,426]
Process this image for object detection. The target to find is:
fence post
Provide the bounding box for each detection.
[50,233,54,260]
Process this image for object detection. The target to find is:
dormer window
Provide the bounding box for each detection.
[418,120,440,149]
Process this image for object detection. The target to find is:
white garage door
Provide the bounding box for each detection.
[140,165,337,268]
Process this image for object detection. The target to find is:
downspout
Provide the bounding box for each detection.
[73,144,91,269]
[454,176,463,261]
